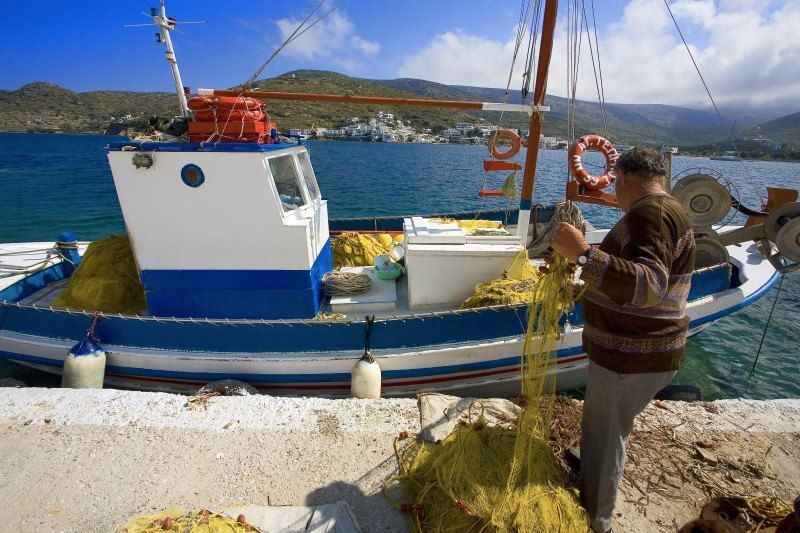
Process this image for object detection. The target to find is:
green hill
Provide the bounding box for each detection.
[0,82,177,133]
[746,111,800,144]
[1,71,796,148]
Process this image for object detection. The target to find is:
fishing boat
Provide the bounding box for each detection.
[1,1,798,396]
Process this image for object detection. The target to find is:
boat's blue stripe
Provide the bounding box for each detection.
[688,269,782,328]
[0,346,585,383]
[0,255,780,354]
[141,241,332,319]
[0,271,779,384]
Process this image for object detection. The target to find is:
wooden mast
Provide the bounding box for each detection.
[515,0,559,240]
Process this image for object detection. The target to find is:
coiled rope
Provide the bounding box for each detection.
[527,201,587,256]
[321,271,372,296]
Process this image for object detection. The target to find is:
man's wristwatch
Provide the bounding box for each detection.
[576,247,592,266]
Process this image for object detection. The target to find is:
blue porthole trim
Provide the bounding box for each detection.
[181,163,205,188]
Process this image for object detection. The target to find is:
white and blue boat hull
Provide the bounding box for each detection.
[0,229,779,397]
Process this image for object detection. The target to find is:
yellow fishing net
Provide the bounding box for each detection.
[390,254,589,532]
[118,507,258,532]
[53,235,146,315]
[332,231,399,268]
[461,250,542,308]
[429,218,502,234]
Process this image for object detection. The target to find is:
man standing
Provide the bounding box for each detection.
[550,147,696,532]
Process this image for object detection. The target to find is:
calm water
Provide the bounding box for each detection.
[0,132,798,399]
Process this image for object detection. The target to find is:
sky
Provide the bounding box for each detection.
[1,0,798,110]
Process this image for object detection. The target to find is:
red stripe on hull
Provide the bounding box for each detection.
[104,354,588,392]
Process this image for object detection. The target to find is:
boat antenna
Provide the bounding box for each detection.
[123,0,206,118]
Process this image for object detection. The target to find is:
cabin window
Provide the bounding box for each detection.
[297,151,321,200]
[268,155,307,212]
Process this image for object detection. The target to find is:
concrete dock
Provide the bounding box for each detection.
[0,388,797,531]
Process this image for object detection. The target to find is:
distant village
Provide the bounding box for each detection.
[286,111,580,148]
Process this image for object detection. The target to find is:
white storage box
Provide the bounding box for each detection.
[404,217,523,309]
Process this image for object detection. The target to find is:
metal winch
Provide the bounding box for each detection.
[672,172,800,273]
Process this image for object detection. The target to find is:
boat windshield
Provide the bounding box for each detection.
[297,151,321,200]
[268,154,308,212]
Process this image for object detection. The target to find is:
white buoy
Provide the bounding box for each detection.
[351,315,381,399]
[351,353,381,399]
[62,331,106,389]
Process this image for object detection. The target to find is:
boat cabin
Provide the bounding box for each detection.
[107,141,331,319]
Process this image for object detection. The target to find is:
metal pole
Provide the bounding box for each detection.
[157,4,190,118]
[516,0,559,242]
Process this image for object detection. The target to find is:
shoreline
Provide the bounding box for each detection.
[0,387,797,531]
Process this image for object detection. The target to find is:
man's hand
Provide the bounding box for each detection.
[550,222,590,262]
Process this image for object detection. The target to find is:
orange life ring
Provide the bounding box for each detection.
[488,129,521,160]
[568,135,619,190]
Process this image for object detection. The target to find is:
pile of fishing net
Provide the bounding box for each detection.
[429,218,502,234]
[389,254,589,532]
[54,235,146,315]
[332,231,403,268]
[461,249,544,308]
[119,507,258,532]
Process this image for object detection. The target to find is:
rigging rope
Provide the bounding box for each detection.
[566,0,584,144]
[520,0,543,102]
[746,272,784,380]
[661,0,765,207]
[243,0,335,89]
[582,0,609,140]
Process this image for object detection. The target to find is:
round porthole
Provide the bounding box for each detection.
[181,164,205,188]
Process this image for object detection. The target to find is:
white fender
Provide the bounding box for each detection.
[62,332,106,389]
[350,356,381,399]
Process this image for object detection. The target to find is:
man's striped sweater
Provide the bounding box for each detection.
[579,192,697,374]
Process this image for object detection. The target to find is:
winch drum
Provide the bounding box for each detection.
[763,202,800,243]
[775,217,800,263]
[693,236,729,269]
[672,173,732,227]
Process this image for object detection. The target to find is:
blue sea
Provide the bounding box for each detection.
[0,132,798,399]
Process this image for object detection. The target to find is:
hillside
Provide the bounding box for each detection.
[0,82,177,133]
[745,111,800,144]
[1,71,797,147]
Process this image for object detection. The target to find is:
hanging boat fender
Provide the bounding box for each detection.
[61,315,106,389]
[488,129,521,160]
[568,134,619,190]
[351,315,381,399]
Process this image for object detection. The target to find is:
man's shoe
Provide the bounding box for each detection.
[566,446,581,475]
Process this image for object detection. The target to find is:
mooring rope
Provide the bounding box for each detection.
[0,243,74,279]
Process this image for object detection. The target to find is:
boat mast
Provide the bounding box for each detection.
[151,1,191,118]
[516,0,559,241]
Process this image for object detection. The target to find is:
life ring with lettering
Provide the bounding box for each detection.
[568,135,619,190]
[488,129,521,160]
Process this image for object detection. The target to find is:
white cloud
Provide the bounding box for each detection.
[396,0,800,108]
[274,11,379,71]
[397,31,518,87]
